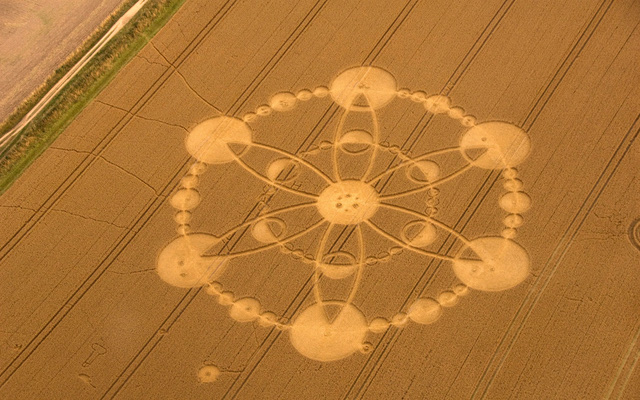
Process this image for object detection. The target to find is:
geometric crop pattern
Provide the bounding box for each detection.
[156,66,532,364]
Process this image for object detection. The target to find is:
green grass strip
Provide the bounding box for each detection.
[0,0,186,194]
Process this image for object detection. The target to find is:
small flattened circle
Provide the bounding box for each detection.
[504,178,524,191]
[339,130,374,154]
[290,302,368,362]
[401,220,437,247]
[438,291,458,307]
[424,95,451,114]
[156,234,227,288]
[369,317,390,333]
[198,365,220,383]
[453,237,530,292]
[448,106,466,119]
[313,86,329,97]
[504,214,524,228]
[189,162,207,176]
[406,160,440,183]
[269,92,297,112]
[630,218,640,252]
[501,227,518,239]
[256,105,271,116]
[320,264,358,279]
[329,66,397,111]
[229,298,262,323]
[408,297,442,325]
[181,175,199,188]
[258,311,278,327]
[296,89,313,101]
[251,218,286,243]
[170,189,201,210]
[218,291,234,305]
[391,312,409,327]
[499,192,532,214]
[316,180,379,225]
[453,283,469,296]
[320,251,358,280]
[174,210,192,225]
[460,122,531,169]
[186,117,252,164]
[266,158,300,183]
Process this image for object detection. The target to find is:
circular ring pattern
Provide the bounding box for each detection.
[157,66,532,362]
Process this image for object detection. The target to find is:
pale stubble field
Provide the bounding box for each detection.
[0,0,123,121]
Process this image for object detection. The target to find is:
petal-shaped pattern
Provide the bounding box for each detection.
[331,92,382,182]
[230,140,334,199]
[312,224,366,315]
[202,202,324,259]
[369,147,475,201]
[365,203,479,262]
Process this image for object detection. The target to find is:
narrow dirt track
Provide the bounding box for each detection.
[0,0,638,399]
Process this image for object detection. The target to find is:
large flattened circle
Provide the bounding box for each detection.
[290,302,368,362]
[459,122,530,169]
[329,66,397,111]
[186,117,252,164]
[453,237,530,292]
[156,234,227,288]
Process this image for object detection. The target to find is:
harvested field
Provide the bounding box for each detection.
[0,0,639,399]
[0,0,123,121]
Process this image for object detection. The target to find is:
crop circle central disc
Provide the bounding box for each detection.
[316,180,379,225]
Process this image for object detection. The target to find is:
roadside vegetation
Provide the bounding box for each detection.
[0,0,186,194]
